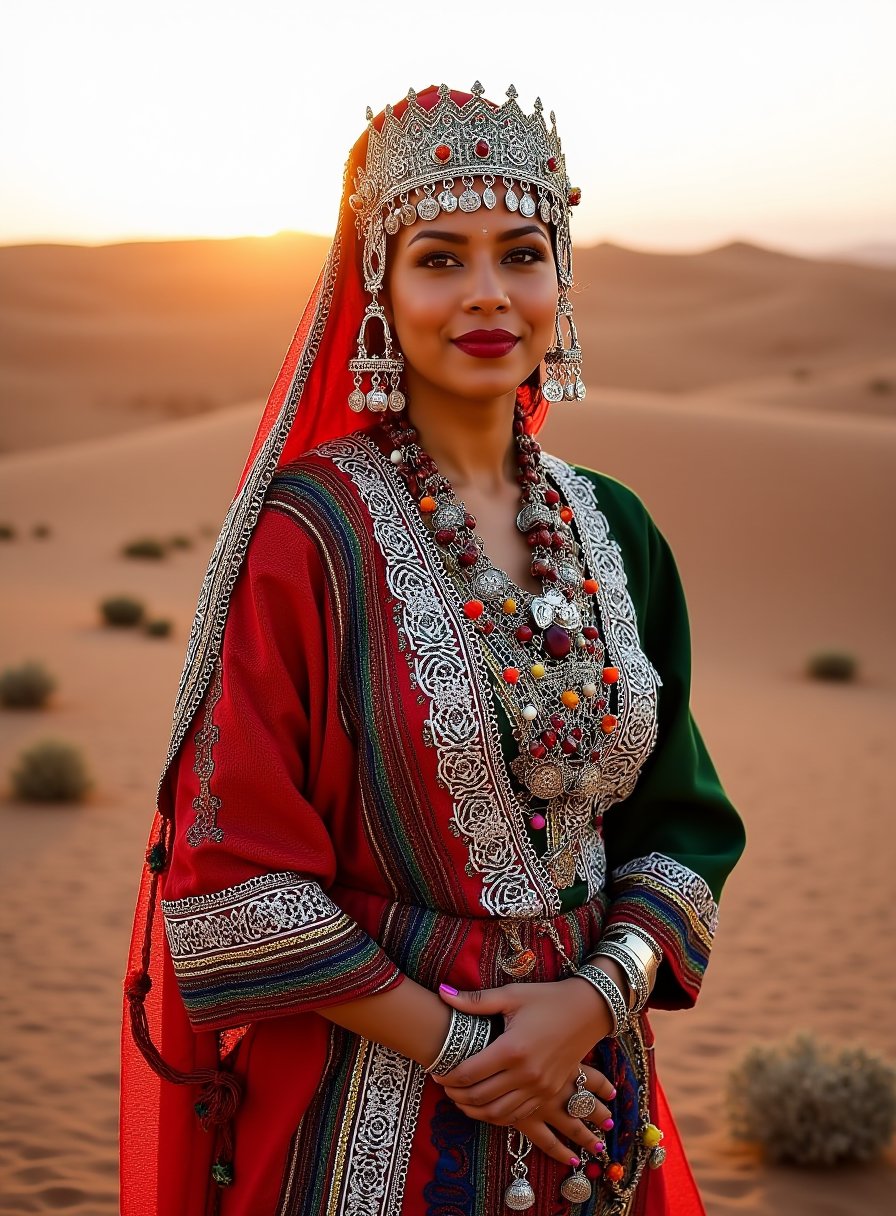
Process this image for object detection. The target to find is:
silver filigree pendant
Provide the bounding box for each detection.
[560,1168,592,1203]
[650,1146,667,1169]
[459,188,481,212]
[438,189,458,213]
[504,185,519,212]
[384,211,401,236]
[539,196,552,223]
[387,390,406,412]
[417,196,440,221]
[347,389,366,413]
[504,1177,536,1210]
[399,203,416,226]
[519,193,537,218]
[482,185,497,209]
[366,389,388,413]
[564,380,576,400]
[542,377,563,403]
[575,377,587,400]
[567,1088,598,1119]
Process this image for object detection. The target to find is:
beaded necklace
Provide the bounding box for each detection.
[377,404,620,886]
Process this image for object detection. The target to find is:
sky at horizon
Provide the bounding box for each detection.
[1,0,894,255]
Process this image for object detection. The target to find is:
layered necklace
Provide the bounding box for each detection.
[376,404,619,889]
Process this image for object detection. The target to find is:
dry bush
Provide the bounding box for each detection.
[0,661,56,709]
[100,595,146,627]
[122,536,167,560]
[10,739,92,803]
[145,618,173,638]
[807,650,858,682]
[728,1035,896,1165]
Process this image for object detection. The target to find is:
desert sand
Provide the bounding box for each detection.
[1,236,894,1214]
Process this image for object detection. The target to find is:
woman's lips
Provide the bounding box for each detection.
[451,329,520,359]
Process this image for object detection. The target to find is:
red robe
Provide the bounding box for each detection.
[122,431,743,1215]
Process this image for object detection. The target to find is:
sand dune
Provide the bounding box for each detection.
[1,379,894,1213]
[2,235,894,455]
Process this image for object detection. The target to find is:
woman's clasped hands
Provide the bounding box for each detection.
[433,979,618,1167]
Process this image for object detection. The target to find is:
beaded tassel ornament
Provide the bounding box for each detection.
[348,82,585,410]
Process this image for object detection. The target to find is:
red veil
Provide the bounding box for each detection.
[119,84,550,1216]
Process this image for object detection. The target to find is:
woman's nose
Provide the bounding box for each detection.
[463,260,510,314]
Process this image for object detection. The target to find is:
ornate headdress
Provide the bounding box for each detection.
[345,82,585,413]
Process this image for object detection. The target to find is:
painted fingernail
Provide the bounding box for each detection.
[608,1086,617,1098]
[592,1140,605,1154]
[439,983,458,997]
[569,1155,581,1167]
[601,1117,614,1131]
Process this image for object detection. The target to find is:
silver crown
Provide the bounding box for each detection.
[349,83,580,292]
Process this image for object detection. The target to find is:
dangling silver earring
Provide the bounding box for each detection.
[542,290,585,403]
[347,295,406,414]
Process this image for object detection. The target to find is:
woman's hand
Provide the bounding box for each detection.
[461,1063,614,1168]
[433,973,621,1126]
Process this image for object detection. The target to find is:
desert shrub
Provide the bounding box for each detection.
[145,618,173,638]
[122,536,167,560]
[10,739,92,803]
[728,1035,896,1165]
[0,523,15,540]
[167,534,193,551]
[0,661,56,709]
[807,650,857,683]
[32,523,51,539]
[100,595,146,627]
[868,376,892,395]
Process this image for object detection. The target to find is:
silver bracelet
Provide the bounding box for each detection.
[592,941,650,1014]
[602,930,661,992]
[573,963,629,1036]
[604,922,663,966]
[424,1008,491,1076]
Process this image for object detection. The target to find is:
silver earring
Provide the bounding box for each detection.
[348,296,406,413]
[542,291,585,403]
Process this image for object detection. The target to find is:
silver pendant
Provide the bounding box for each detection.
[650,1146,667,1169]
[347,389,366,413]
[567,1088,598,1119]
[551,202,562,225]
[384,212,401,236]
[387,390,406,412]
[560,1169,592,1203]
[400,203,417,226]
[539,196,552,223]
[482,185,497,209]
[366,389,388,413]
[438,189,458,213]
[432,504,466,531]
[542,377,563,403]
[564,380,576,400]
[525,760,564,800]
[504,186,519,212]
[459,188,481,212]
[565,764,603,798]
[530,592,581,632]
[504,1177,535,1210]
[471,567,507,600]
[416,195,440,221]
[575,377,587,400]
[516,502,553,532]
[519,193,536,218]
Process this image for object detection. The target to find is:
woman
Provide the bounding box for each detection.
[121,83,745,1216]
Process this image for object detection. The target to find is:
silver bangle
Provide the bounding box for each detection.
[605,922,663,966]
[425,1008,491,1076]
[592,941,650,1014]
[573,963,629,1036]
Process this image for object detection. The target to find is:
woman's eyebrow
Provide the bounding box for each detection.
[406,224,549,248]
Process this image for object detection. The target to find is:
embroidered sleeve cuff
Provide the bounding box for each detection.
[161,871,403,1029]
[605,852,719,1009]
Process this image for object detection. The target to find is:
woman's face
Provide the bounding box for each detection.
[383,192,558,406]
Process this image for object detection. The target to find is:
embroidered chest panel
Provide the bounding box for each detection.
[323,437,659,919]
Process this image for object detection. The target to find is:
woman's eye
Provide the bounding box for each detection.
[418,252,460,269]
[503,246,545,264]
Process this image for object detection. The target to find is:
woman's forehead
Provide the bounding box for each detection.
[392,207,552,249]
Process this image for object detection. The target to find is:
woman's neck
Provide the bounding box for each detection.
[405,387,518,493]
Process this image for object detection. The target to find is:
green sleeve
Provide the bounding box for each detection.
[574,467,746,1009]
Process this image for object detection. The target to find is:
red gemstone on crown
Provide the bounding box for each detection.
[547,156,558,172]
[568,186,582,206]
[474,139,490,157]
[433,143,452,163]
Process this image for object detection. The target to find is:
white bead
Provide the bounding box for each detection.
[583,682,597,698]
[390,449,403,464]
[522,704,538,721]
[576,634,587,648]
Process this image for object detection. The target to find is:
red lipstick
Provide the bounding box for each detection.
[451,329,519,358]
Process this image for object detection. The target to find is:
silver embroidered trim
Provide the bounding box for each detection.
[161,871,343,960]
[336,1041,425,1216]
[325,434,559,918]
[542,455,661,812]
[611,851,720,938]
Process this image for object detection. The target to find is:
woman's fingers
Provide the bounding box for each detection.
[583,1064,617,1104]
[454,1088,545,1126]
[516,1117,586,1169]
